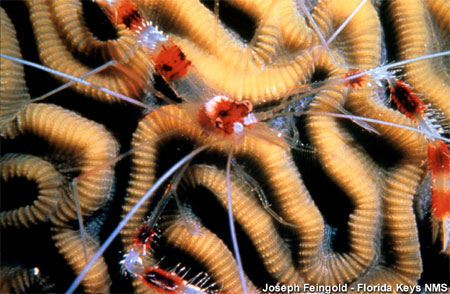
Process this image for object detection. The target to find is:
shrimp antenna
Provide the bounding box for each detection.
[0,54,151,111]
[283,110,450,144]
[369,51,450,76]
[71,180,88,263]
[62,131,176,269]
[339,51,450,84]
[314,0,369,63]
[226,149,247,294]
[214,0,220,42]
[270,50,450,114]
[65,143,213,294]
[231,158,298,227]
[31,60,116,102]
[297,0,337,64]
[0,53,202,129]
[146,160,191,232]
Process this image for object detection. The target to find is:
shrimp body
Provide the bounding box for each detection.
[390,79,427,122]
[154,45,192,82]
[96,0,145,32]
[97,0,194,95]
[121,220,213,294]
[139,267,209,294]
[428,139,450,253]
[132,224,158,255]
[96,0,193,89]
[387,77,450,252]
[428,140,450,219]
[198,96,257,136]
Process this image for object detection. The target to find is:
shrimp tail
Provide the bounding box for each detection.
[431,218,450,255]
[428,139,450,254]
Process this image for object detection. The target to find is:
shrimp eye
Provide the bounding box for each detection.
[241,100,253,112]
[215,118,223,129]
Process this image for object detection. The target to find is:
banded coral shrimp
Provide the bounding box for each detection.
[1,0,450,293]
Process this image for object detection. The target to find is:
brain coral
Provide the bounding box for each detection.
[1,0,449,293]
